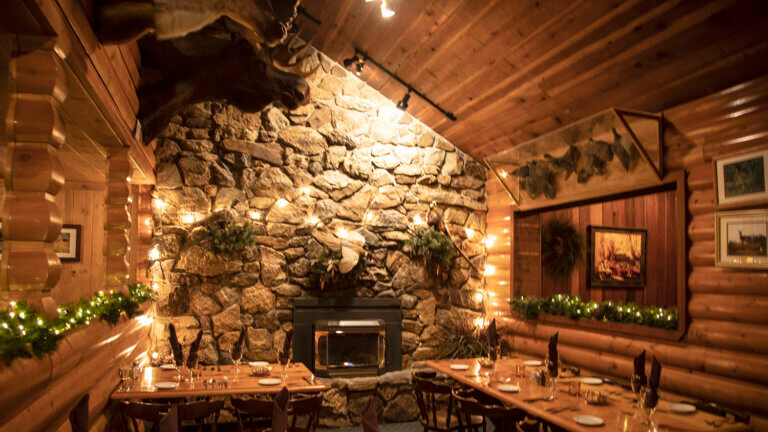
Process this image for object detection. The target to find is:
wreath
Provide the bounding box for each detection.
[541,218,584,279]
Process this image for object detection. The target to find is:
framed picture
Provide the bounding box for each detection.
[587,225,647,288]
[54,224,82,262]
[716,209,768,269]
[714,148,768,208]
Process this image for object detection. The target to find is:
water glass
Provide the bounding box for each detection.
[278,349,291,381]
[119,365,132,382]
[568,380,581,397]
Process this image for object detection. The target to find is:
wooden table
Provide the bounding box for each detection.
[111,363,326,400]
[427,357,751,432]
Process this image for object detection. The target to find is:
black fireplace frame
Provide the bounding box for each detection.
[293,297,402,376]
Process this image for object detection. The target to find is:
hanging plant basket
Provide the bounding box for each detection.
[541,218,584,279]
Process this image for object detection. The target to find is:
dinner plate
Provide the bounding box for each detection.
[249,361,269,367]
[450,364,470,371]
[581,377,603,385]
[258,378,282,386]
[155,382,178,390]
[497,384,520,393]
[573,415,604,426]
[159,364,176,370]
[523,360,542,366]
[668,403,697,414]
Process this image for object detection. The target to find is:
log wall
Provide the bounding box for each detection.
[493,75,768,422]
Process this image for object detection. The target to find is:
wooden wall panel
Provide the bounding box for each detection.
[484,177,514,319]
[490,75,768,418]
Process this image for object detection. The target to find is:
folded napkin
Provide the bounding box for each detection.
[633,349,647,388]
[186,330,203,368]
[279,330,294,364]
[68,394,89,432]
[231,325,247,361]
[547,332,559,378]
[271,387,290,432]
[159,406,178,432]
[361,397,381,432]
[168,324,184,366]
[487,319,498,361]
[643,356,662,409]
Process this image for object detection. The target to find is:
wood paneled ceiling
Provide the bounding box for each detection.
[298,0,768,160]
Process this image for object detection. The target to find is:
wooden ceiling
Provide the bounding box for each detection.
[298,0,768,160]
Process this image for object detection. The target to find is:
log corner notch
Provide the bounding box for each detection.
[1,36,66,318]
[105,147,133,296]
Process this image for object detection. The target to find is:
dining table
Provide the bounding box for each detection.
[110,362,327,400]
[426,356,751,432]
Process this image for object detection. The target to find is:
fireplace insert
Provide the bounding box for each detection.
[314,319,386,376]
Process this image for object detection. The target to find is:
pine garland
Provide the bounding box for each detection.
[510,294,677,329]
[0,283,155,364]
[195,220,257,254]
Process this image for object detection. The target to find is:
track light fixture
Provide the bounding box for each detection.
[396,90,411,111]
[342,52,365,76]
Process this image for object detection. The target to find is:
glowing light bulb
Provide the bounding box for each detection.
[499,281,507,285]
[275,198,289,208]
[301,186,311,196]
[152,352,159,360]
[54,329,59,335]
[1,323,7,329]
[36,319,43,326]
[307,215,319,225]
[249,210,261,220]
[473,317,485,328]
[149,247,160,261]
[144,218,151,226]
[127,197,133,204]
[153,199,167,212]
[126,176,132,182]
[500,171,508,178]
[337,227,348,239]
[484,235,497,248]
[365,212,374,222]
[504,216,511,221]
[9,301,16,308]
[380,0,395,17]
[413,214,424,225]
[503,229,509,233]
[378,187,385,193]
[474,292,484,302]
[152,283,159,291]
[484,265,496,276]
[181,213,196,224]
[19,312,25,319]
[465,227,474,238]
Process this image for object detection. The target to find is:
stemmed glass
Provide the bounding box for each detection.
[544,354,559,397]
[231,347,243,381]
[173,350,185,382]
[643,397,657,431]
[278,348,292,382]
[186,356,199,383]
[631,374,645,409]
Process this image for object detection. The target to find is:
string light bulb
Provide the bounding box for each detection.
[306,215,319,225]
[474,292,484,302]
[275,198,289,208]
[380,0,395,17]
[484,264,496,276]
[302,186,311,196]
[413,214,424,225]
[181,213,196,224]
[337,227,348,239]
[484,235,497,248]
[465,227,475,238]
[249,210,261,220]
[149,247,160,261]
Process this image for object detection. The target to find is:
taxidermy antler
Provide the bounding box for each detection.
[95,0,301,46]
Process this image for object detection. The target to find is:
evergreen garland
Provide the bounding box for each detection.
[510,294,677,329]
[0,283,154,364]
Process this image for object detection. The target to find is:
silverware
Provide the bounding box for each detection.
[523,395,555,403]
[209,378,216,389]
[203,380,208,389]
[310,374,316,384]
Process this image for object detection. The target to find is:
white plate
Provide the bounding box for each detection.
[668,403,697,414]
[155,382,178,390]
[159,364,176,370]
[574,415,604,426]
[523,360,542,366]
[497,384,520,393]
[581,377,604,385]
[450,364,469,371]
[258,378,282,386]
[249,361,269,367]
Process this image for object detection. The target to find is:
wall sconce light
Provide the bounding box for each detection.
[396,90,411,111]
[343,52,365,76]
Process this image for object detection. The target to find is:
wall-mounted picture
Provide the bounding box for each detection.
[716,209,768,269]
[587,225,647,288]
[715,148,768,208]
[54,224,82,262]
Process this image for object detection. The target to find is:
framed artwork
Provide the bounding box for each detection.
[54,224,82,262]
[714,148,768,208]
[716,209,768,269]
[587,225,647,288]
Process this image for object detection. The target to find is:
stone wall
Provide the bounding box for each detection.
[148,49,488,424]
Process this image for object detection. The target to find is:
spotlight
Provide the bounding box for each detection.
[396,90,411,111]
[343,52,365,76]
[380,0,395,17]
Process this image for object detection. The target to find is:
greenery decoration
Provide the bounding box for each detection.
[541,218,584,278]
[436,318,489,359]
[0,283,154,363]
[195,220,257,254]
[308,245,367,291]
[404,226,455,278]
[510,294,677,329]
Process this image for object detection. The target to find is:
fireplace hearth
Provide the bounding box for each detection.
[294,298,402,377]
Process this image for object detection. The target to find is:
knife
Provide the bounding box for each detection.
[694,401,749,424]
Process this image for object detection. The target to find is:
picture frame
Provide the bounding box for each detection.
[714,148,768,209]
[587,225,647,288]
[715,209,768,269]
[54,224,82,262]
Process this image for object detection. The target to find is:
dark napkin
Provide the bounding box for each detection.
[186,330,203,368]
[159,406,178,432]
[168,324,184,366]
[487,319,498,361]
[271,387,290,432]
[643,356,662,409]
[231,325,247,361]
[361,397,380,432]
[632,349,647,388]
[547,332,559,377]
[69,394,89,432]
[279,330,294,364]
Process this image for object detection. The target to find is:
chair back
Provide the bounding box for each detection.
[177,400,224,432]
[288,395,322,432]
[413,374,455,431]
[231,397,274,432]
[452,389,525,432]
[120,401,170,432]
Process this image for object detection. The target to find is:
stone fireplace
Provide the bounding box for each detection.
[294,298,401,377]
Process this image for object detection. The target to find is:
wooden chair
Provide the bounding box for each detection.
[177,400,225,431]
[413,374,482,432]
[231,397,274,432]
[286,394,322,432]
[452,389,526,432]
[120,401,171,432]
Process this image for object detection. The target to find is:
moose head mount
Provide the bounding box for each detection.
[96,0,316,143]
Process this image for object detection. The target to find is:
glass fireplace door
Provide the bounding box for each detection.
[314,319,386,377]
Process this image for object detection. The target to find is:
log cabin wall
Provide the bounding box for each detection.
[493,75,768,424]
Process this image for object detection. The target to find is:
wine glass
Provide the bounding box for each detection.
[231,347,243,381]
[173,350,185,382]
[631,374,645,409]
[278,348,292,381]
[186,356,199,382]
[119,365,132,382]
[643,400,657,431]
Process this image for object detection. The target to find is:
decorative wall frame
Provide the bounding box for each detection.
[587,225,647,288]
[715,209,768,269]
[54,224,82,262]
[714,148,768,209]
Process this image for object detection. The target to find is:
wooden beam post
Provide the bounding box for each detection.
[104,147,131,295]
[1,36,66,317]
